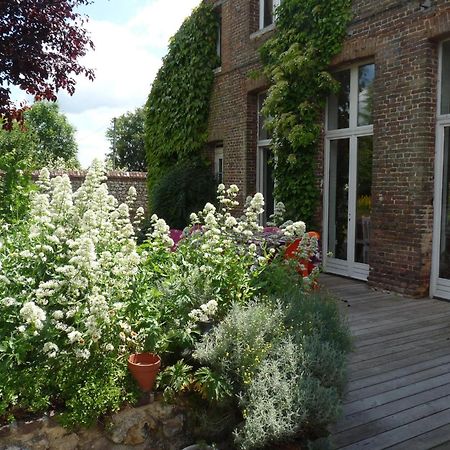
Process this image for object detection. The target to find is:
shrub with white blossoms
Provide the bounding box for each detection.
[0,160,142,426]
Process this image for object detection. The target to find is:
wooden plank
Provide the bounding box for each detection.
[348,304,450,330]
[333,383,450,434]
[348,346,450,382]
[352,322,450,349]
[351,312,450,338]
[344,362,450,403]
[344,372,450,415]
[347,353,450,392]
[333,394,450,448]
[335,408,450,450]
[349,332,450,364]
[351,327,450,355]
[347,305,449,327]
[349,338,450,372]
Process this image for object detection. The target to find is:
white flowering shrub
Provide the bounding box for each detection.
[0,161,141,426]
[0,166,319,430]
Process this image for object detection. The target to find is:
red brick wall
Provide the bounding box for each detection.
[205,0,450,297]
[333,1,450,297]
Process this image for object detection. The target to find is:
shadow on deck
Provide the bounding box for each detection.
[320,274,450,450]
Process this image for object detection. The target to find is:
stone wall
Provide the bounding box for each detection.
[33,171,148,216]
[0,398,191,450]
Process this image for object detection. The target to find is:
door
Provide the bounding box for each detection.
[324,63,375,281]
[325,135,373,280]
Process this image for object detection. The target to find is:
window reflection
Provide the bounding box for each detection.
[263,0,274,28]
[258,92,272,141]
[358,64,375,126]
[442,42,450,115]
[328,70,350,130]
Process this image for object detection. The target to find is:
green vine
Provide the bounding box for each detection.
[260,0,352,226]
[145,3,219,195]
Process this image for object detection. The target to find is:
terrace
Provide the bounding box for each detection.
[322,274,450,449]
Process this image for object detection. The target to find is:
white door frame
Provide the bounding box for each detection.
[430,40,450,299]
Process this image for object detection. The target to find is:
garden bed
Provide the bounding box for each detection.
[0,162,350,449]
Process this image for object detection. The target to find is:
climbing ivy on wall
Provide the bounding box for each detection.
[145,3,219,195]
[261,0,352,226]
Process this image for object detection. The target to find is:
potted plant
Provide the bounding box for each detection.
[128,352,161,392]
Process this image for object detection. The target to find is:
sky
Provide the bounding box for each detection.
[13,0,202,168]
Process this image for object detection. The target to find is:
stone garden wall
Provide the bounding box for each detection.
[32,170,149,215]
[0,397,191,450]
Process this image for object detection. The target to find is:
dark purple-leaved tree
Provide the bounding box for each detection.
[0,0,95,124]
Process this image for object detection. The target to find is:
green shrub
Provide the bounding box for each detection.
[282,290,352,358]
[234,338,342,450]
[195,290,350,449]
[151,158,216,229]
[194,302,285,390]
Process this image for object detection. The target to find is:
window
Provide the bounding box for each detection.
[441,41,450,115]
[257,92,275,223]
[327,63,375,131]
[259,0,281,30]
[214,145,224,184]
[215,7,222,65]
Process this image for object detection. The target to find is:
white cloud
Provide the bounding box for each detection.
[56,0,202,168]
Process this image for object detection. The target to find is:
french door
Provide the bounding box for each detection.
[324,134,373,280]
[323,62,375,281]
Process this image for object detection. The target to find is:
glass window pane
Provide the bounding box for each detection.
[328,139,350,260]
[358,64,375,126]
[440,127,450,278]
[258,93,272,141]
[441,42,450,115]
[328,70,350,130]
[260,146,275,224]
[355,136,373,264]
[263,0,274,28]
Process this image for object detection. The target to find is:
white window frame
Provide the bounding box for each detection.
[259,0,281,30]
[214,146,224,184]
[431,40,450,299]
[323,62,374,281]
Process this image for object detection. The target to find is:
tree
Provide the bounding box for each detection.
[106,107,147,171]
[0,101,80,169]
[0,0,94,123]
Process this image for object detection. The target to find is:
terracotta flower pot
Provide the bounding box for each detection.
[128,352,161,392]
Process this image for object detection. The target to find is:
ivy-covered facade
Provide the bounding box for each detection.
[203,0,450,299]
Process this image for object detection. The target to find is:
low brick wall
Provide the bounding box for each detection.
[0,397,192,450]
[33,170,149,216]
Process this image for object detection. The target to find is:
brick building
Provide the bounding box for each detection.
[204,0,450,299]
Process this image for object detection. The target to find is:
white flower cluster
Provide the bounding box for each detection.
[0,160,141,361]
[19,302,46,330]
[188,300,219,323]
[147,214,174,249]
[282,220,306,238]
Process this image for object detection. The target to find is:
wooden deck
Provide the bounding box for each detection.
[320,274,450,450]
